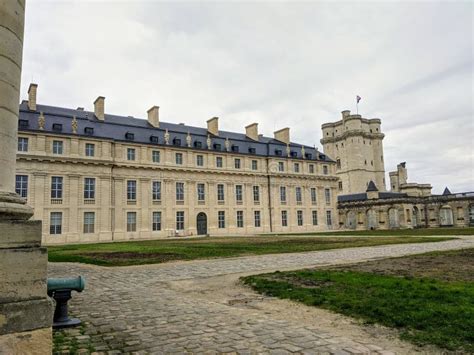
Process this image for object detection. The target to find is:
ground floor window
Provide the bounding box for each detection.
[254,211,261,227]
[326,210,332,226]
[176,211,185,230]
[83,212,95,234]
[297,210,303,226]
[236,211,244,228]
[218,211,225,228]
[127,212,137,232]
[281,210,288,227]
[312,210,318,225]
[152,211,162,231]
[50,212,62,235]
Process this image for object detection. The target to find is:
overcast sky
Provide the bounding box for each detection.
[21,1,473,193]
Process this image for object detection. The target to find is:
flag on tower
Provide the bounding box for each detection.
[356,95,361,103]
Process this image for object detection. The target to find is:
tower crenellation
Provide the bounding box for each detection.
[321,110,386,194]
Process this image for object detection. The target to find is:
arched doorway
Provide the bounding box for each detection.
[346,211,356,229]
[470,204,474,226]
[196,212,207,235]
[388,208,400,229]
[367,209,378,230]
[439,206,453,226]
[412,206,419,228]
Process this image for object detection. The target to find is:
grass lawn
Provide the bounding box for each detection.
[242,248,474,352]
[48,236,454,266]
[263,226,474,237]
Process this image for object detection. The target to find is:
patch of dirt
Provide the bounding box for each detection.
[329,248,474,282]
[79,252,183,263]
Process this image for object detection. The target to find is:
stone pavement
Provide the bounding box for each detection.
[49,237,474,354]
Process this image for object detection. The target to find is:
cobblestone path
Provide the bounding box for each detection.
[49,237,473,354]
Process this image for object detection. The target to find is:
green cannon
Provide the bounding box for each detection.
[47,276,86,329]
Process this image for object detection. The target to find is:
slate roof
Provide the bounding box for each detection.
[18,101,333,162]
[338,191,408,202]
[366,180,379,192]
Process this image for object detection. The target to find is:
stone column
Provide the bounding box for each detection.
[0,1,53,353]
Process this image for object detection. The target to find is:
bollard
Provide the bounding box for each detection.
[47,276,86,329]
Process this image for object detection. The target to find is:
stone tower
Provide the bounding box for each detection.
[320,110,386,194]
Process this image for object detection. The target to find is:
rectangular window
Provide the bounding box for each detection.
[326,210,332,226]
[294,163,300,173]
[253,186,260,203]
[311,188,317,204]
[235,185,243,202]
[196,155,204,167]
[152,181,161,201]
[278,162,284,172]
[127,148,135,161]
[18,137,28,152]
[52,140,63,154]
[197,183,205,201]
[51,177,63,199]
[176,211,184,230]
[152,211,162,231]
[83,212,95,234]
[296,187,302,203]
[176,182,185,201]
[84,178,95,199]
[216,156,223,168]
[217,184,225,201]
[234,158,241,169]
[152,150,160,163]
[309,164,315,174]
[85,143,95,157]
[280,186,286,203]
[338,181,343,191]
[297,210,303,226]
[176,153,183,165]
[236,211,244,228]
[127,212,137,232]
[254,211,261,227]
[312,211,318,226]
[281,210,288,227]
[218,211,225,228]
[323,165,329,175]
[50,212,62,235]
[127,180,137,200]
[325,188,331,204]
[251,160,258,170]
[15,175,28,198]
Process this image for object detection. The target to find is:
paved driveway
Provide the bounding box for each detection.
[49,237,473,354]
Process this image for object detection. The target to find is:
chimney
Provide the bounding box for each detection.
[245,123,259,141]
[28,83,38,111]
[341,110,350,119]
[274,127,290,144]
[147,105,160,128]
[207,117,219,136]
[94,96,105,121]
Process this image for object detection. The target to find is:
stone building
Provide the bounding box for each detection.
[16,84,339,244]
[320,112,474,230]
[320,110,386,195]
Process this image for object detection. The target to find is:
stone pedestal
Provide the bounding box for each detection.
[0,1,53,353]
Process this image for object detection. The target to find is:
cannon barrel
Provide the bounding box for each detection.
[47,276,85,294]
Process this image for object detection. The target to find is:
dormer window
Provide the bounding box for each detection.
[248,147,256,154]
[194,141,202,148]
[275,149,282,156]
[305,153,312,159]
[173,138,181,146]
[319,154,326,160]
[52,123,63,132]
[125,132,134,141]
[18,119,29,129]
[84,127,94,135]
[290,151,297,158]
[213,143,221,150]
[150,135,159,144]
[231,145,239,152]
